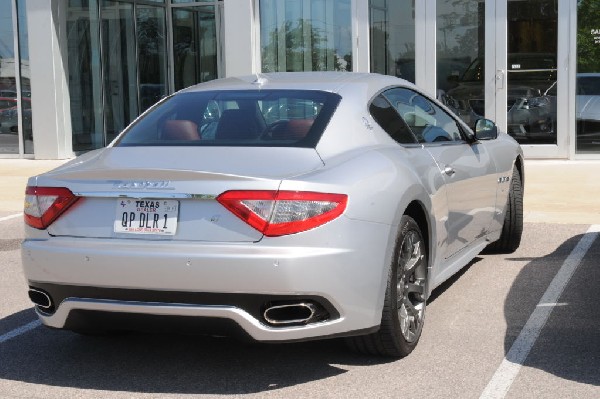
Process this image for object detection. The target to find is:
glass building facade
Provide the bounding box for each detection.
[259,0,352,73]
[66,0,221,152]
[1,0,598,159]
[0,0,33,156]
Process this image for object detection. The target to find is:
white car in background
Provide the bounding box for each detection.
[576,73,600,151]
[21,72,523,357]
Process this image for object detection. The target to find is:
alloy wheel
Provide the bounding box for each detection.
[396,230,426,343]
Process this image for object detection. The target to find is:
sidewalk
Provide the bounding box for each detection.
[0,158,599,224]
[521,160,600,224]
[0,159,68,213]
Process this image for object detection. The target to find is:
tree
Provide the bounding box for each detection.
[577,0,600,73]
[261,19,349,72]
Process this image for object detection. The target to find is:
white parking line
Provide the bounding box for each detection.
[0,320,41,344]
[0,213,23,223]
[480,224,600,399]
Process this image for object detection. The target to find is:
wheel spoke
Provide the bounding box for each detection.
[402,297,420,318]
[404,255,419,275]
[407,281,424,295]
[404,240,422,275]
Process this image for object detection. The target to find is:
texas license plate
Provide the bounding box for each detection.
[114,199,179,235]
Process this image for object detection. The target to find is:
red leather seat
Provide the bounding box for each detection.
[162,120,200,141]
[271,119,314,140]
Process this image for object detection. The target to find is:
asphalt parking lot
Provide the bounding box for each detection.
[1,160,599,398]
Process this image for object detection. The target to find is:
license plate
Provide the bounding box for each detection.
[114,199,179,235]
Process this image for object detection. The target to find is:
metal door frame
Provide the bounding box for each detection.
[496,0,570,159]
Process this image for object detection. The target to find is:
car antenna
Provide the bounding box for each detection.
[253,73,268,86]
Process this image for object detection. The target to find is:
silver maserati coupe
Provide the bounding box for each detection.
[21,72,523,357]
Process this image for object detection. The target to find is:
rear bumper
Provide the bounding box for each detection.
[33,297,379,342]
[21,218,394,341]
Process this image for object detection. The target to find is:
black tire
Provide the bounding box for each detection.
[346,215,428,357]
[486,165,523,254]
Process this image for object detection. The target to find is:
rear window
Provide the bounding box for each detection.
[114,90,341,148]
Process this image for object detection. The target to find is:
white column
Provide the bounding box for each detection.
[353,0,370,72]
[415,0,437,98]
[223,0,257,76]
[493,0,508,134]
[26,0,73,159]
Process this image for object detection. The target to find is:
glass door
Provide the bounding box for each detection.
[172,5,219,92]
[436,0,486,129]
[499,0,568,158]
[576,0,600,156]
[506,0,558,145]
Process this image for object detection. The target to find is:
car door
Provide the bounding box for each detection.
[382,88,498,260]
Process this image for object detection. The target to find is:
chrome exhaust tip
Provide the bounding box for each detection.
[263,302,319,326]
[28,288,53,311]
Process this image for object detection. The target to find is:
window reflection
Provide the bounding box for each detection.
[506,0,557,145]
[260,0,352,72]
[67,1,173,152]
[576,0,600,154]
[102,0,138,144]
[67,0,104,152]
[137,5,167,112]
[370,0,415,83]
[437,0,485,129]
[0,0,34,155]
[17,0,33,154]
[173,6,217,91]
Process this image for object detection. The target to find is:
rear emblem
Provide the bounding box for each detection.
[113,181,173,190]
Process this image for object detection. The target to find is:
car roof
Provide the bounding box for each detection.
[179,72,412,100]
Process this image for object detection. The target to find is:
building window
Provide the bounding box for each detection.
[436,0,485,128]
[0,0,33,155]
[260,0,352,73]
[101,1,138,145]
[136,4,168,114]
[369,0,415,83]
[67,0,220,153]
[172,5,218,91]
[576,0,600,154]
[506,0,557,145]
[67,0,106,152]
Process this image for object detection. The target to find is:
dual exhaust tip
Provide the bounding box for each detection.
[28,288,54,313]
[263,301,327,326]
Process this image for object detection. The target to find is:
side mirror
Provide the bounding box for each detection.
[474,118,498,141]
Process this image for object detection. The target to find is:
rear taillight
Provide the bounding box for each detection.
[217,190,348,237]
[24,187,79,229]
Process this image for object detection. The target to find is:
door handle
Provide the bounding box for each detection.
[496,69,505,90]
[443,166,456,176]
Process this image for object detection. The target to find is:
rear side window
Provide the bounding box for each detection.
[369,95,418,145]
[382,88,466,143]
[114,90,341,148]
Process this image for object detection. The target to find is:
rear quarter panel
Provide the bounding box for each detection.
[280,144,448,316]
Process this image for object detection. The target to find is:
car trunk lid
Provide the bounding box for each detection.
[36,147,324,242]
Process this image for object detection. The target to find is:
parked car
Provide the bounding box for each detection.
[0,97,32,136]
[0,97,17,110]
[22,72,523,357]
[0,97,19,134]
[442,54,557,142]
[576,73,600,151]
